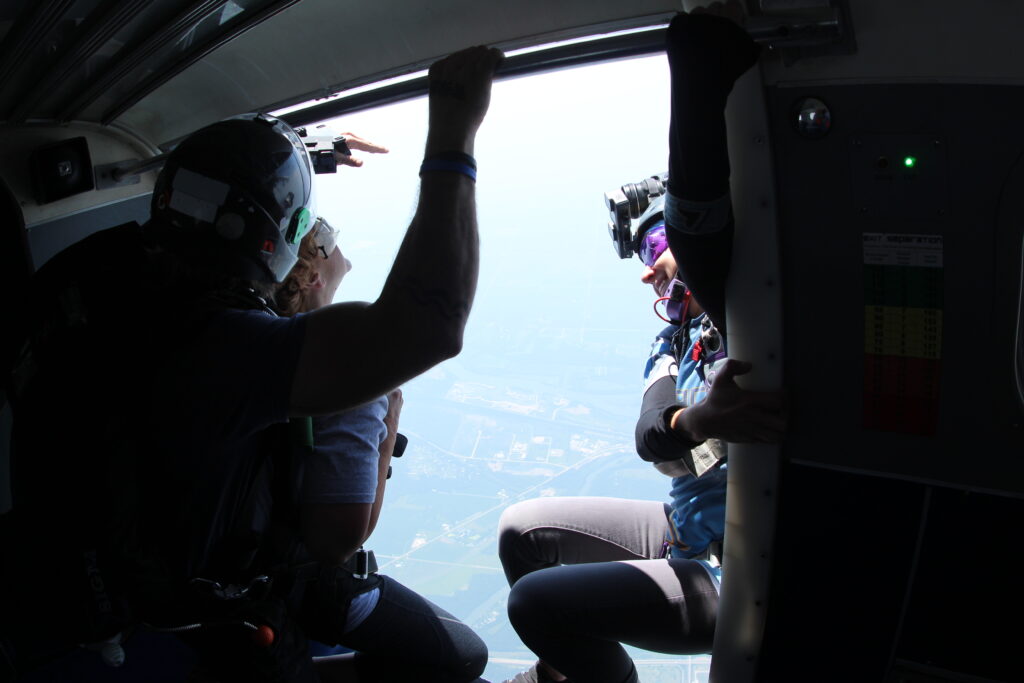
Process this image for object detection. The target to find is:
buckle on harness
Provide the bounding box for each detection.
[346,548,378,580]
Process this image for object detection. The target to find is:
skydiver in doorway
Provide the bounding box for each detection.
[497,2,783,681]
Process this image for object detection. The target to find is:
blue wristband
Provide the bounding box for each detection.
[420,151,477,182]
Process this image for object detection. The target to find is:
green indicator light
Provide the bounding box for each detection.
[904,156,917,168]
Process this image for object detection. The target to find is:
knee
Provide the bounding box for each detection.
[455,635,488,682]
[497,500,531,538]
[499,498,574,586]
[506,570,556,635]
[497,500,536,564]
[426,628,487,683]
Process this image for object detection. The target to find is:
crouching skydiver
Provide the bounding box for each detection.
[1,45,503,683]
[497,182,785,683]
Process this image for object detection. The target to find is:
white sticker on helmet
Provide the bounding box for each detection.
[169,168,230,224]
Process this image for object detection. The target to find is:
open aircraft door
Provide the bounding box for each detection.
[720,1,1024,681]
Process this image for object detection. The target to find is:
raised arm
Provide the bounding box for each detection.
[663,6,761,334]
[290,46,503,415]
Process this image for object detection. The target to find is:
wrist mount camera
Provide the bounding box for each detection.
[294,124,352,174]
[604,172,668,259]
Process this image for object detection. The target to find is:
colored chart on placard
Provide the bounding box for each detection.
[862,234,943,435]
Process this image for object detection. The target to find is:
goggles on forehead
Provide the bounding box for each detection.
[311,217,340,258]
[639,223,669,268]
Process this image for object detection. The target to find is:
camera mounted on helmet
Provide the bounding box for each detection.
[604,173,668,260]
[293,124,352,175]
[149,113,317,284]
[604,172,693,325]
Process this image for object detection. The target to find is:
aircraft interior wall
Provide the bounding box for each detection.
[0,176,28,518]
[0,190,150,518]
[753,81,1024,681]
[22,195,151,272]
[771,82,1024,493]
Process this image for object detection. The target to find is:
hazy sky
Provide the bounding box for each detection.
[305,54,673,332]
[280,55,694,681]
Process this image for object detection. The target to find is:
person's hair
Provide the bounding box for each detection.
[273,231,321,316]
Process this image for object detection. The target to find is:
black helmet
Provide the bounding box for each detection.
[150,113,316,283]
[635,194,665,242]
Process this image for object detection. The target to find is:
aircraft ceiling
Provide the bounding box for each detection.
[0,0,680,149]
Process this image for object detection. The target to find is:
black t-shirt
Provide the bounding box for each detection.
[144,308,307,578]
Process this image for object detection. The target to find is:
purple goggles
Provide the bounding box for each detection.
[639,223,669,267]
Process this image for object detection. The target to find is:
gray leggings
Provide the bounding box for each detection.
[498,497,719,683]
